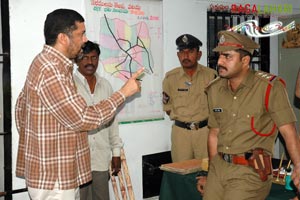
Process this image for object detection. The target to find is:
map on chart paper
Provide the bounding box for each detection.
[85,1,163,122]
[99,14,154,81]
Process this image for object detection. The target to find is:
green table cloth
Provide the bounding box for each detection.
[159,171,297,200]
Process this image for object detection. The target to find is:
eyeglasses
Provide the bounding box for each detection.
[79,56,99,61]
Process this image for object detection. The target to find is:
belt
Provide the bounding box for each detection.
[219,152,250,166]
[175,119,208,130]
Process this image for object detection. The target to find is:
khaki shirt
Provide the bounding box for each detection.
[206,70,296,154]
[163,64,217,122]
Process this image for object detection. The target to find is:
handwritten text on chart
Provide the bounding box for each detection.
[92,5,159,20]
[91,0,141,10]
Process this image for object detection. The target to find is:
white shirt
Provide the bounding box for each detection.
[73,69,123,171]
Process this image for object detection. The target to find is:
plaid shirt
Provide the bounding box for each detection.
[15,45,125,190]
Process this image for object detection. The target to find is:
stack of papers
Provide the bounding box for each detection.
[160,158,208,175]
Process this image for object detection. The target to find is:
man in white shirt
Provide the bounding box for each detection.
[74,41,123,200]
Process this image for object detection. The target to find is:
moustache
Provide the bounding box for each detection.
[218,65,227,71]
[182,59,191,63]
[84,64,95,69]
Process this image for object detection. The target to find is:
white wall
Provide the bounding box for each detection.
[10,0,300,199]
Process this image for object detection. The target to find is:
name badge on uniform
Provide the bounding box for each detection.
[178,88,188,91]
[213,108,223,112]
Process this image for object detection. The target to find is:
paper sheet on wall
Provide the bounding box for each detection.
[84,0,164,123]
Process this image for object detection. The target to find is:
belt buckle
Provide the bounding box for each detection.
[189,122,198,130]
[223,154,232,163]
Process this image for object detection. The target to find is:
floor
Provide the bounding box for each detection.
[144,196,159,200]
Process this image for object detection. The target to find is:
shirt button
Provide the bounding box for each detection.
[233,96,237,100]
[225,146,230,150]
[232,113,236,117]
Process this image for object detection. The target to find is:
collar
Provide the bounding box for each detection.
[240,69,256,88]
[43,44,74,73]
[179,64,202,78]
[220,69,256,91]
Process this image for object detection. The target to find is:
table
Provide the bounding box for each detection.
[267,183,296,200]
[159,171,297,200]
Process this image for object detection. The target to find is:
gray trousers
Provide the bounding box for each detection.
[80,171,110,200]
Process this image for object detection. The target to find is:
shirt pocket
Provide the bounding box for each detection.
[173,88,189,109]
[239,110,276,137]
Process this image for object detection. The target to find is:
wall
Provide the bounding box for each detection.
[9,0,300,199]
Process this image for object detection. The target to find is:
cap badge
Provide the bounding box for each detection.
[219,35,225,44]
[182,35,189,44]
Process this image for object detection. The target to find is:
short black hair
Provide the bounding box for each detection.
[234,49,253,62]
[44,9,85,46]
[82,41,100,55]
[75,41,100,62]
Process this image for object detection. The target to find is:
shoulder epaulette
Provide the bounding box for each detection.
[165,67,181,78]
[206,76,221,89]
[255,71,277,83]
[255,71,286,87]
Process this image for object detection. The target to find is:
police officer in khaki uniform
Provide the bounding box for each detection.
[163,34,217,162]
[203,31,300,200]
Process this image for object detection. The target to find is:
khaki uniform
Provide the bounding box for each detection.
[203,70,297,200]
[163,64,217,162]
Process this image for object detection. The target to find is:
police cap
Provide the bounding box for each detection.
[213,31,260,55]
[176,34,202,50]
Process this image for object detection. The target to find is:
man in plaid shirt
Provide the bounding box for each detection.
[15,9,143,200]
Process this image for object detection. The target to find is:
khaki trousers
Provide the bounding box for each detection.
[203,155,272,200]
[171,124,209,162]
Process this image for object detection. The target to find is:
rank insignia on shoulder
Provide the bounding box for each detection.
[213,108,223,112]
[163,92,170,104]
[256,71,276,82]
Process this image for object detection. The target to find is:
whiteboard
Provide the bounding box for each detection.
[84,0,164,123]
